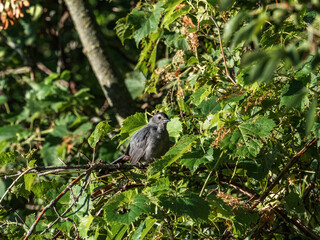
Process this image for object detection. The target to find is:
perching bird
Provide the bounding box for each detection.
[112,112,170,165]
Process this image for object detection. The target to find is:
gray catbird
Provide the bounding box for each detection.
[112,112,170,165]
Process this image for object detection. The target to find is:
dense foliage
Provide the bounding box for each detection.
[1,0,320,239]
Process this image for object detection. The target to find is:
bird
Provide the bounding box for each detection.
[112,112,170,165]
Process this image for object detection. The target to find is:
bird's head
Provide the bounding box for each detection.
[149,112,170,126]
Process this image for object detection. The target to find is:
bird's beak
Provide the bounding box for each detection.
[164,119,170,123]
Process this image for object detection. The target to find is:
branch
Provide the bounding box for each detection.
[209,11,237,86]
[3,163,136,179]
[0,168,34,206]
[23,164,96,240]
[251,138,319,208]
[221,180,320,240]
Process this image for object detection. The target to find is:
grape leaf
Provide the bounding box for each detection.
[104,190,150,225]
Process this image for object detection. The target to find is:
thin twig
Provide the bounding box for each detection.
[3,163,136,179]
[40,166,94,235]
[0,168,34,206]
[23,165,95,240]
[199,170,213,197]
[209,10,237,86]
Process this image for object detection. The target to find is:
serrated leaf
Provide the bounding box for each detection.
[118,112,147,147]
[181,149,213,173]
[148,135,195,176]
[88,121,113,148]
[115,17,133,45]
[221,116,275,157]
[104,190,150,225]
[136,30,162,75]
[160,194,210,222]
[0,151,19,166]
[132,1,163,46]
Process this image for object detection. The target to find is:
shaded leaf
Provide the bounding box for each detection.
[88,121,113,148]
[160,194,210,222]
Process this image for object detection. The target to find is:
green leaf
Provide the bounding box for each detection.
[135,30,162,75]
[0,95,7,105]
[191,86,211,105]
[224,11,247,42]
[181,149,213,173]
[0,124,23,142]
[88,121,113,148]
[79,214,94,238]
[195,96,221,116]
[167,117,183,141]
[148,135,195,176]
[24,172,37,191]
[0,151,19,166]
[132,1,163,46]
[285,192,305,213]
[140,217,157,239]
[306,96,317,135]
[221,116,275,157]
[107,223,129,240]
[160,194,210,222]
[164,33,189,50]
[162,4,191,29]
[234,208,259,234]
[131,220,145,240]
[115,17,133,45]
[240,147,277,180]
[31,179,59,199]
[118,112,148,147]
[104,190,150,225]
[60,70,71,81]
[280,80,308,110]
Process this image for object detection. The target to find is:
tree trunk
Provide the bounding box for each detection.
[64,0,135,124]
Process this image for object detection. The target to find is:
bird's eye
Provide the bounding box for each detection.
[158,116,161,120]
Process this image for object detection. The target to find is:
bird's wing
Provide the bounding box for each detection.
[129,126,151,165]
